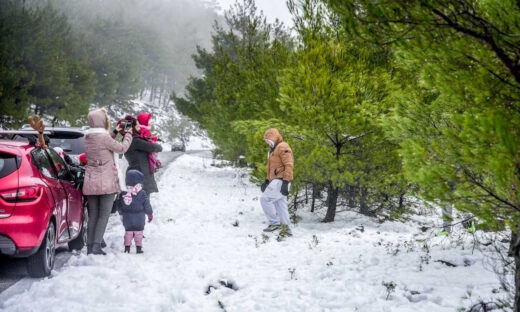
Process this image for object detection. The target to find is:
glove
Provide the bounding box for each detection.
[148,214,153,223]
[261,179,269,193]
[281,180,290,196]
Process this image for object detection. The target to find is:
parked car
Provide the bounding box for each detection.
[19,126,85,165]
[0,130,86,277]
[171,140,186,152]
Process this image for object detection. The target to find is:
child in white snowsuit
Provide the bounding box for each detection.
[116,169,153,253]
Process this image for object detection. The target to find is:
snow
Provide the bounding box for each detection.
[0,154,509,311]
[185,135,214,151]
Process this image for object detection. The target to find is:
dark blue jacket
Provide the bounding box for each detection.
[117,170,153,231]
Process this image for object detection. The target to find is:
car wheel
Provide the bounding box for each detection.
[27,222,56,278]
[68,206,87,251]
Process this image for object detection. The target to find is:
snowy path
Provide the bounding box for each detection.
[0,155,505,312]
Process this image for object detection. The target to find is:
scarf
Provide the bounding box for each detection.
[122,183,143,205]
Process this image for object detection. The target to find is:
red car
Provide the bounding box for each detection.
[0,131,86,277]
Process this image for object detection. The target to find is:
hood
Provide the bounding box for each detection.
[126,169,144,187]
[263,128,283,145]
[88,108,110,130]
[137,112,152,127]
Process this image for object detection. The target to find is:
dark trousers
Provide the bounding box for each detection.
[86,194,116,245]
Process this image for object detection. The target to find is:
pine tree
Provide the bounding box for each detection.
[173,0,293,160]
[326,0,520,306]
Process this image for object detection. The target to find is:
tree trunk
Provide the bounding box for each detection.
[293,188,298,211]
[442,203,453,233]
[347,185,356,209]
[359,187,369,216]
[149,86,154,102]
[510,224,520,311]
[398,193,405,210]
[513,250,520,312]
[305,183,309,204]
[323,182,338,222]
[163,92,169,106]
[311,183,318,213]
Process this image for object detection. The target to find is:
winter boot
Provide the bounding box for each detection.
[136,246,143,254]
[101,239,107,248]
[279,224,292,237]
[124,246,130,253]
[87,244,93,255]
[263,224,280,232]
[92,243,106,255]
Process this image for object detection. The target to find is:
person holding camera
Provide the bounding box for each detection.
[83,108,133,255]
[121,115,163,196]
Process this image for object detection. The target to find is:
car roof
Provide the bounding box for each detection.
[0,139,33,149]
[20,126,83,132]
[17,127,84,138]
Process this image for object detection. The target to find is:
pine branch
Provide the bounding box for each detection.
[461,52,520,91]
[428,6,520,86]
[461,166,520,212]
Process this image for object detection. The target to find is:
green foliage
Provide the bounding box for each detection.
[179,0,407,222]
[279,0,406,221]
[0,1,95,126]
[326,0,520,229]
[0,0,218,127]
[174,0,293,160]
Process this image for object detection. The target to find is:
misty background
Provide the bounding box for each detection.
[0,0,291,129]
[0,0,225,128]
[28,0,223,95]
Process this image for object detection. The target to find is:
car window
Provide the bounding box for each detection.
[0,152,20,179]
[48,136,85,155]
[46,148,71,181]
[31,149,56,179]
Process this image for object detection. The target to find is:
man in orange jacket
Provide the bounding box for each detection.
[260,128,294,235]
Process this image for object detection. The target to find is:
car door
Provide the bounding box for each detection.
[31,148,68,242]
[46,148,83,242]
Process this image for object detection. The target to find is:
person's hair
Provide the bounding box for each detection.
[100,107,111,131]
[125,115,137,127]
[120,115,141,136]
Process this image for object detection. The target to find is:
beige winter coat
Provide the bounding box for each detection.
[83,109,132,195]
[264,128,294,182]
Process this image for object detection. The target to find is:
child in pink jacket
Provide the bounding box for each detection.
[137,112,162,172]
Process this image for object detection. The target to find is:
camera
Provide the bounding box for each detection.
[119,120,133,131]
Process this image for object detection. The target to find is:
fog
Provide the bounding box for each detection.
[216,0,293,26]
[28,0,224,93]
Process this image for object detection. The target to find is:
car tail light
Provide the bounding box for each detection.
[0,186,41,202]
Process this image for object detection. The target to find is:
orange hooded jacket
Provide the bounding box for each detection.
[264,128,294,182]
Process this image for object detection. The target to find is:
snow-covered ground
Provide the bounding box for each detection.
[0,154,509,312]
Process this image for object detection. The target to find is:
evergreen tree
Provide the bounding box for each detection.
[0,0,96,126]
[326,0,520,306]
[278,0,403,221]
[173,0,293,160]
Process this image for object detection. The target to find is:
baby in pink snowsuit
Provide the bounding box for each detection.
[137,112,162,172]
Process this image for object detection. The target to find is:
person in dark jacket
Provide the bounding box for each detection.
[123,116,163,195]
[116,170,153,254]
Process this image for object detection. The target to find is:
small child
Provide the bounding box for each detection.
[116,169,153,254]
[137,112,162,172]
